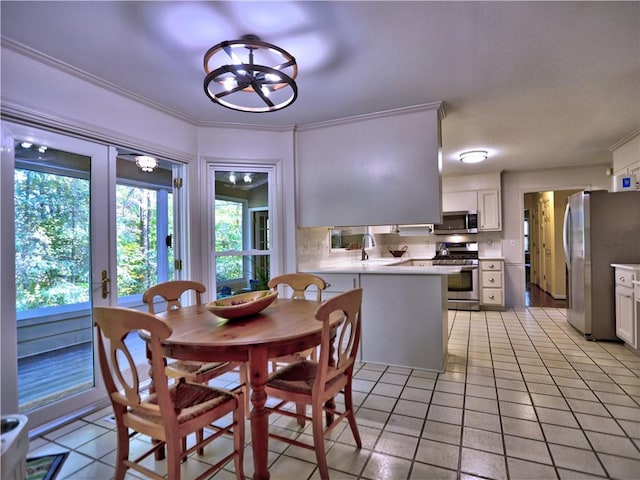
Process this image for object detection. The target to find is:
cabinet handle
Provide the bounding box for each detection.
[619,276,626,281]
[489,264,495,268]
[489,278,495,283]
[489,295,495,299]
[325,283,331,288]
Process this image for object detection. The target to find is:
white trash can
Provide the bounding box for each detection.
[1,414,29,480]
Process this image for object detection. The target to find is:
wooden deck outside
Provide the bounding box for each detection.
[18,332,147,412]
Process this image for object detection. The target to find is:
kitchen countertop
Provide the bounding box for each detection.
[298,258,461,275]
[610,264,640,270]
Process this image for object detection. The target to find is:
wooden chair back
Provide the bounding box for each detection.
[268,273,327,302]
[142,280,249,419]
[142,280,205,314]
[94,306,177,436]
[314,288,363,395]
[94,306,245,480]
[264,288,364,479]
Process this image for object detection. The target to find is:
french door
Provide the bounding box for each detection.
[1,122,113,429]
[1,122,185,431]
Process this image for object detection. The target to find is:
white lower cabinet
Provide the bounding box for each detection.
[613,265,640,349]
[306,271,449,371]
[359,274,448,371]
[480,260,504,309]
[317,273,359,299]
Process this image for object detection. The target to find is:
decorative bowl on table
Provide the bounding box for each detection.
[206,290,278,319]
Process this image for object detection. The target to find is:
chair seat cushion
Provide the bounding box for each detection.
[133,381,233,423]
[267,360,342,394]
[167,360,227,377]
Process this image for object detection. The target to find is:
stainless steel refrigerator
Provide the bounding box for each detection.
[562,190,640,339]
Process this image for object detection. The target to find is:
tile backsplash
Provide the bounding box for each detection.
[296,227,503,265]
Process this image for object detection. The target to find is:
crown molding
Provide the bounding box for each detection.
[195,121,296,132]
[1,37,199,125]
[609,128,640,151]
[1,100,195,164]
[295,102,445,132]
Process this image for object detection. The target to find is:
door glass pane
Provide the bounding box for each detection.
[116,155,175,305]
[14,143,94,412]
[213,169,271,297]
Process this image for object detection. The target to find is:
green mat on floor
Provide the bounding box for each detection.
[26,452,68,480]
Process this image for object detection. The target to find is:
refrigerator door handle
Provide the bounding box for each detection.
[562,201,571,268]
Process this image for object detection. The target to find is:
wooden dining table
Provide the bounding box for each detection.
[152,297,339,480]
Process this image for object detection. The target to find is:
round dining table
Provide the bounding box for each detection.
[153,297,338,480]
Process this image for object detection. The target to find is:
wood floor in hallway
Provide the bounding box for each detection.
[526,283,567,308]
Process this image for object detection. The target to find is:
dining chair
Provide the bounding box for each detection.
[93,306,245,480]
[267,273,328,367]
[142,280,250,417]
[264,288,363,480]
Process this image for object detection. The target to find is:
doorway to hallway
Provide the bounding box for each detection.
[523,189,578,307]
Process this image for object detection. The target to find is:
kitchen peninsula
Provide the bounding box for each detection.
[299,258,460,372]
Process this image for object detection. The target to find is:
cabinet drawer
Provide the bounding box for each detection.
[481,271,503,288]
[481,289,503,305]
[614,268,634,288]
[314,273,359,292]
[480,260,503,272]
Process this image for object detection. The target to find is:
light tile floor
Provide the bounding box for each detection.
[28,307,640,479]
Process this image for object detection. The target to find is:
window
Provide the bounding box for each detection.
[211,168,272,297]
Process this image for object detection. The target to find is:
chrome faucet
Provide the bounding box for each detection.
[361,233,376,261]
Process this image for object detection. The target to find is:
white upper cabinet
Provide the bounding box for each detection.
[442,191,478,212]
[441,173,502,231]
[295,104,444,227]
[477,189,502,231]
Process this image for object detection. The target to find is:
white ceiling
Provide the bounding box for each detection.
[1,1,638,176]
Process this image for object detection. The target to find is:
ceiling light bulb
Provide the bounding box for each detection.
[38,146,47,153]
[135,155,158,172]
[222,78,236,91]
[459,150,488,164]
[21,142,32,148]
[229,173,236,184]
[243,173,252,183]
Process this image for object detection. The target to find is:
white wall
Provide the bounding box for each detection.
[442,172,501,192]
[502,164,610,307]
[1,46,196,160]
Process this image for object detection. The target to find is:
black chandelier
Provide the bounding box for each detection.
[203,35,298,113]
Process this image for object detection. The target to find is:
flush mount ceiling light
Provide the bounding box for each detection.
[203,34,298,113]
[459,150,488,164]
[135,155,158,172]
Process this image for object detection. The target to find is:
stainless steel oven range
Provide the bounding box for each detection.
[432,241,479,310]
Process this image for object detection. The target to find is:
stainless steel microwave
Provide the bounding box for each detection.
[433,211,478,235]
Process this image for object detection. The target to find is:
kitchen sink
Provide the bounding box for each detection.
[386,258,433,267]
